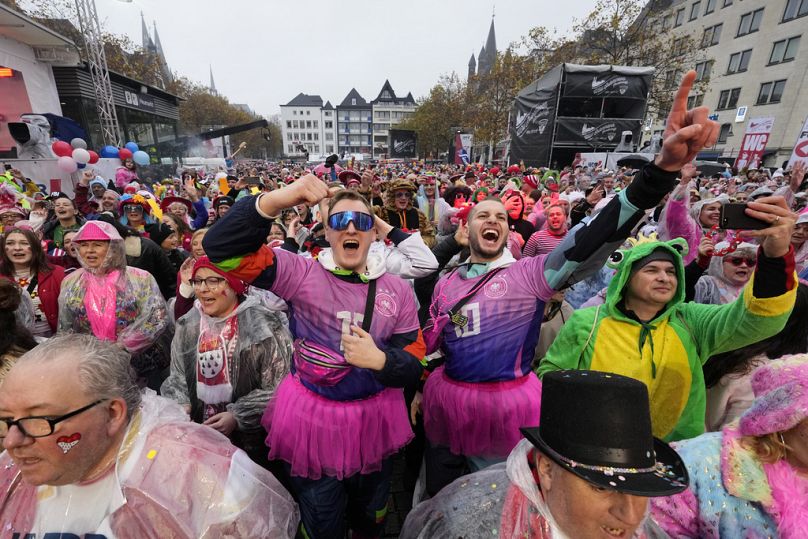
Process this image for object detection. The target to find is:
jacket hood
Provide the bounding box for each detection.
[605,234,689,322]
[317,247,387,280]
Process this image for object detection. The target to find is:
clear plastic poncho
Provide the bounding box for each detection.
[57,233,171,372]
[0,391,299,537]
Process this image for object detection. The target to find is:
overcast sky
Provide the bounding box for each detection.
[94,0,598,118]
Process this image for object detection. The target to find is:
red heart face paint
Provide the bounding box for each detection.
[57,432,81,454]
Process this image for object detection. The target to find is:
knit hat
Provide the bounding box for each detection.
[739,355,808,436]
[149,222,177,247]
[212,195,235,210]
[631,247,677,274]
[192,256,246,295]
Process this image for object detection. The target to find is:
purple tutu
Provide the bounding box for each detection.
[423,366,542,458]
[262,374,413,480]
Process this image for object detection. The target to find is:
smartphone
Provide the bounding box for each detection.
[719,203,769,230]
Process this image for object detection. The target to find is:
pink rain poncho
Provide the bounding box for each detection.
[57,221,171,374]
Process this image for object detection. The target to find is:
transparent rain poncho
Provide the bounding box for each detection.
[57,222,171,374]
[0,391,300,537]
[401,440,671,539]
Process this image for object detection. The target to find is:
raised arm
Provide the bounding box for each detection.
[203,174,330,286]
[542,71,719,291]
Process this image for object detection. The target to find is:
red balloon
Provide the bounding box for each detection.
[118,148,133,160]
[87,150,100,164]
[52,140,72,157]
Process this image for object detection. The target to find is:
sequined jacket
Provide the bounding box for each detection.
[651,426,783,538]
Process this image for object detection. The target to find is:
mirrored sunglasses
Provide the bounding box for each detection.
[328,211,374,232]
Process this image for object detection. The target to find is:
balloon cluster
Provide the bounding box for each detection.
[51,139,151,173]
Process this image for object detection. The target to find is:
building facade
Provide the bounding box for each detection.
[336,88,372,157]
[647,0,808,168]
[370,80,415,159]
[280,93,327,159]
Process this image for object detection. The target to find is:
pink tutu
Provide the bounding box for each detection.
[423,366,542,458]
[262,374,413,480]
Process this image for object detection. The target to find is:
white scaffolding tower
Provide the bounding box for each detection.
[74,0,121,146]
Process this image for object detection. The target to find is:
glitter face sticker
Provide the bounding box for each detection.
[56,432,81,454]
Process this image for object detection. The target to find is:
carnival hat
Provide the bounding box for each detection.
[160,196,192,212]
[739,354,808,437]
[520,370,688,497]
[338,170,362,186]
[73,220,123,242]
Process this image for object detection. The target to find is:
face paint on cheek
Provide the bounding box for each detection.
[57,433,81,454]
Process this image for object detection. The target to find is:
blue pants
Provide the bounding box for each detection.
[285,459,392,539]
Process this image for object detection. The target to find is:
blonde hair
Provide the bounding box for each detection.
[740,432,789,464]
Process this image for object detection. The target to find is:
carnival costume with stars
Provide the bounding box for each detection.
[539,233,797,442]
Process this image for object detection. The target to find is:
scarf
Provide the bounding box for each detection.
[196,312,238,416]
[83,270,121,341]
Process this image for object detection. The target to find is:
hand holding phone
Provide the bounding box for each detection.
[719,203,768,230]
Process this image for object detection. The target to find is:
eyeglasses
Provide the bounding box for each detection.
[394,191,413,199]
[190,276,227,290]
[328,211,374,231]
[0,400,104,438]
[726,257,756,267]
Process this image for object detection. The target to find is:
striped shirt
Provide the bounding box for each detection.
[523,229,567,257]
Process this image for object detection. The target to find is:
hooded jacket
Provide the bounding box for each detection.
[162,295,293,455]
[539,236,797,442]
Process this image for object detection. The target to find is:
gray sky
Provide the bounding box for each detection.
[95,0,598,118]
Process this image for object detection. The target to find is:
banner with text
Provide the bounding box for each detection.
[735,117,775,170]
[788,117,808,169]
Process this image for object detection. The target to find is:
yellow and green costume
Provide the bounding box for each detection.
[538,235,797,442]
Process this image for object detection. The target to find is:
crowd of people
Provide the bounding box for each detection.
[1,71,808,538]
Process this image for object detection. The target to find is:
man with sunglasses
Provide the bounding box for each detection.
[203,181,425,537]
[416,71,725,496]
[374,177,436,247]
[0,334,299,536]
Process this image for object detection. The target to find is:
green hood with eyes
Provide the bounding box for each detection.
[605,234,689,322]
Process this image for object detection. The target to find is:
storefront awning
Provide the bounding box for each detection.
[0,4,80,65]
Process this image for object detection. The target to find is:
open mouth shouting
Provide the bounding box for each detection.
[481,228,501,248]
[343,239,360,253]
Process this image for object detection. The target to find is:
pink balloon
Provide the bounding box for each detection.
[57,156,78,173]
[52,140,72,157]
[118,148,133,160]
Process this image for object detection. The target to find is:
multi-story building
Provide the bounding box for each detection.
[370,80,416,159]
[321,101,338,155]
[647,0,808,168]
[336,88,372,158]
[280,93,325,159]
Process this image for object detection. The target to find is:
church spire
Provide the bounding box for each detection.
[141,11,155,52]
[209,65,217,95]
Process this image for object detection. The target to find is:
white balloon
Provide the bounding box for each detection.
[70,138,87,149]
[72,148,91,164]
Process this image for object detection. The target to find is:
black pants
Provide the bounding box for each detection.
[424,442,470,497]
[285,459,392,538]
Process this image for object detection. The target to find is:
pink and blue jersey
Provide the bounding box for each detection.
[436,256,553,382]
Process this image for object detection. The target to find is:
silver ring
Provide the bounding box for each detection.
[775,215,781,223]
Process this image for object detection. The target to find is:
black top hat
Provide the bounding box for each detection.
[521,370,688,497]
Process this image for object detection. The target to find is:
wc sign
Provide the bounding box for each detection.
[736,117,774,170]
[123,90,155,112]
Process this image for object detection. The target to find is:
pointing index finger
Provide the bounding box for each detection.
[670,70,697,117]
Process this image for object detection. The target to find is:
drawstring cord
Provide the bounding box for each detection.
[638,322,658,379]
